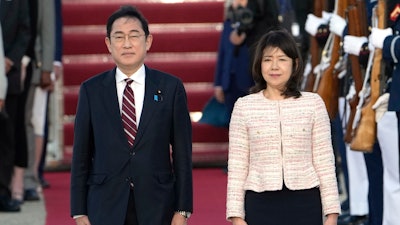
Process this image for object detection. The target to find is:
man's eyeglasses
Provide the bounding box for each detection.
[111,34,146,43]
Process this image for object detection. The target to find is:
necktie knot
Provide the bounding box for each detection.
[125,78,134,86]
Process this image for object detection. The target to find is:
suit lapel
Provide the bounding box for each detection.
[133,67,160,148]
[101,68,130,148]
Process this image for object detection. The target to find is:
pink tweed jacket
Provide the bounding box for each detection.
[226,91,341,219]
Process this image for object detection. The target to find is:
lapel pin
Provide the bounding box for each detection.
[154,90,163,102]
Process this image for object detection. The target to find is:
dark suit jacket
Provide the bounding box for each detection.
[70,66,193,225]
[0,0,31,94]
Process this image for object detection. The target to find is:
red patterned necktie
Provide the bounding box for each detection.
[121,79,137,147]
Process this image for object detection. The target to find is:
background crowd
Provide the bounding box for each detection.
[0,0,63,212]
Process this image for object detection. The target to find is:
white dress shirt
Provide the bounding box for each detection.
[115,65,145,128]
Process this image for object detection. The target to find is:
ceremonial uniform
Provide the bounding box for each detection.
[376,1,400,224]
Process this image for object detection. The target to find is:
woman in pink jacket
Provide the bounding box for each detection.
[226,28,341,225]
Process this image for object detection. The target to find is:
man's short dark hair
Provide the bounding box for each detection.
[106,5,150,38]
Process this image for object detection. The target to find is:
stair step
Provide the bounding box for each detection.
[63,24,222,55]
[63,0,224,26]
[63,82,214,116]
[63,52,217,86]
[191,142,228,166]
[192,122,228,142]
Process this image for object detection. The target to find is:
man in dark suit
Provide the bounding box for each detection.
[0,0,31,212]
[70,6,193,225]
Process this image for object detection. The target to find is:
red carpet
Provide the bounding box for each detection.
[43,168,230,225]
[43,172,73,225]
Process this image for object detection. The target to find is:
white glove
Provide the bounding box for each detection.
[22,55,31,67]
[370,27,393,49]
[372,93,390,122]
[367,39,375,51]
[346,84,356,101]
[305,13,328,36]
[329,14,347,36]
[343,35,368,56]
[338,69,347,79]
[334,59,347,79]
[322,11,333,21]
[313,62,330,75]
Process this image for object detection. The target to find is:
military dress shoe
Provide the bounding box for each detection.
[338,211,350,221]
[338,215,368,225]
[357,221,369,225]
[12,198,23,206]
[341,199,350,211]
[24,189,40,201]
[40,178,50,189]
[0,197,21,212]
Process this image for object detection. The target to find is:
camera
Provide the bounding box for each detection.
[227,6,254,35]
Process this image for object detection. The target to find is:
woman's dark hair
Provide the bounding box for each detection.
[106,5,150,38]
[249,28,303,98]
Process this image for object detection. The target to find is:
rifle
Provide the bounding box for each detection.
[316,0,347,120]
[350,0,386,152]
[303,0,326,92]
[343,0,368,143]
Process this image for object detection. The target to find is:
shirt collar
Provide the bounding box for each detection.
[115,65,145,85]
